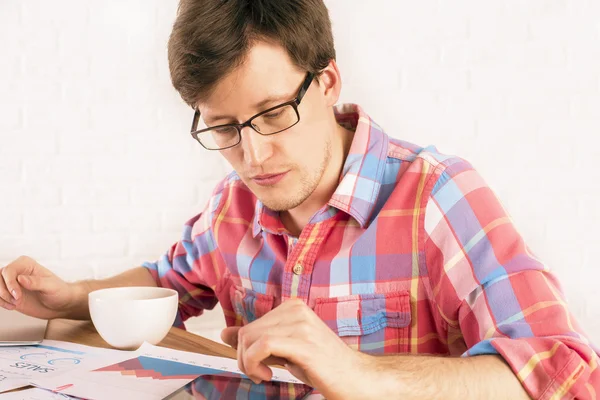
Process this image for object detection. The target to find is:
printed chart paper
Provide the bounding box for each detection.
[32,342,303,400]
[0,340,124,393]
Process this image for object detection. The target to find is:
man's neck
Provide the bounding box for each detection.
[280,123,354,237]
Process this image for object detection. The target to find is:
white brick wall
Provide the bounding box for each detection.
[0,1,598,343]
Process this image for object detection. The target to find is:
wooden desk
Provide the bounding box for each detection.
[45,319,237,359]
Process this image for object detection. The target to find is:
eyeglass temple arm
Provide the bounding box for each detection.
[296,72,315,104]
[191,109,201,133]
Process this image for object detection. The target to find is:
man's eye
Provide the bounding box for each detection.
[214,127,236,134]
[263,110,283,119]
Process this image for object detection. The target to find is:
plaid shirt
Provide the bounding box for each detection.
[144,103,599,399]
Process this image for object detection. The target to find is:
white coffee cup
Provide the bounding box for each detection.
[89,287,178,349]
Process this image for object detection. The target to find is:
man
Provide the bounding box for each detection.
[1,1,598,398]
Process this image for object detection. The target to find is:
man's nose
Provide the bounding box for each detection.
[240,126,274,167]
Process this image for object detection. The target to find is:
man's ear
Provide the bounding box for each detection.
[317,59,342,108]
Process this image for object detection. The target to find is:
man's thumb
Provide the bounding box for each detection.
[17,275,42,291]
[221,327,240,348]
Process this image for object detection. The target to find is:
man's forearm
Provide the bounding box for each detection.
[64,267,157,320]
[359,353,531,400]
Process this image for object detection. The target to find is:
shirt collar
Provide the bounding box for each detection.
[252,201,288,237]
[252,103,389,237]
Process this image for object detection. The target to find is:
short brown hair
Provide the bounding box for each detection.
[168,0,336,108]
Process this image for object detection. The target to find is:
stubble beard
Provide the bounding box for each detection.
[260,138,332,212]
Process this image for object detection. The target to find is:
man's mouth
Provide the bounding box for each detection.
[250,171,289,186]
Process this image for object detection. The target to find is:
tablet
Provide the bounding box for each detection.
[0,308,48,346]
[165,374,315,400]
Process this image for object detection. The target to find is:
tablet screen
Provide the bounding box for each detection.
[164,374,314,400]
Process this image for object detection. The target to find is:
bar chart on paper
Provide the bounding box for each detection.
[95,355,238,380]
[31,345,244,400]
[31,343,302,400]
[33,357,231,400]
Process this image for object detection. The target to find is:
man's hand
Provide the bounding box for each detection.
[221,299,374,400]
[221,299,532,400]
[0,256,80,320]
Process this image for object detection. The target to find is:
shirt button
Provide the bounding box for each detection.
[293,264,303,275]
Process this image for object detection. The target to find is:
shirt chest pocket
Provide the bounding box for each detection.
[314,291,412,355]
[230,285,275,325]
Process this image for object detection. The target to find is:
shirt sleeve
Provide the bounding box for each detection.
[423,159,600,399]
[142,200,220,329]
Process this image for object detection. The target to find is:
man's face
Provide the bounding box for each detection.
[196,41,334,211]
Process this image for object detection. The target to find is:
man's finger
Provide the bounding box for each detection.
[234,322,301,353]
[242,333,273,384]
[237,328,248,381]
[0,297,16,310]
[221,326,240,348]
[241,326,309,382]
[243,335,308,384]
[0,269,16,304]
[221,326,262,383]
[1,257,38,302]
[17,275,45,292]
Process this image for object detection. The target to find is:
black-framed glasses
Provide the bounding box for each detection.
[190,72,315,150]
